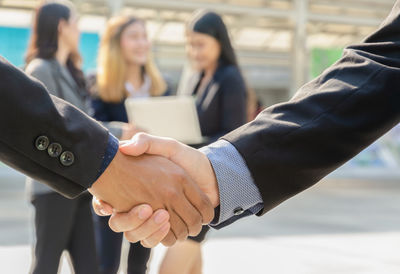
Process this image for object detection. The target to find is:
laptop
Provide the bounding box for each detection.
[125,96,205,145]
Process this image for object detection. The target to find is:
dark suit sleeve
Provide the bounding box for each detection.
[208,67,247,142]
[0,58,110,198]
[222,3,400,215]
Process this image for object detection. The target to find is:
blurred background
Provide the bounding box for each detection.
[1,0,400,273]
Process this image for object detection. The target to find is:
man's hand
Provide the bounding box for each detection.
[88,150,214,246]
[119,133,220,207]
[93,197,171,248]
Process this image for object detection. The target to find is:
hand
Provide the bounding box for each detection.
[92,133,220,247]
[88,150,214,246]
[120,133,220,207]
[120,123,141,141]
[93,197,171,248]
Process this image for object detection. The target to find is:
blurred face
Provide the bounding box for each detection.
[59,12,80,52]
[120,21,150,66]
[186,31,221,71]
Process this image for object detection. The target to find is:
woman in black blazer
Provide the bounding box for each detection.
[179,12,248,144]
[160,10,248,274]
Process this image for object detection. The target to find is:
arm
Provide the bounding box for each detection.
[223,3,400,215]
[0,57,110,198]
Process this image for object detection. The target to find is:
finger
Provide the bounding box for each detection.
[183,182,214,224]
[119,140,131,146]
[168,210,189,241]
[161,230,177,247]
[119,133,179,158]
[172,196,203,237]
[140,222,171,248]
[123,209,170,243]
[108,204,153,233]
[92,196,113,216]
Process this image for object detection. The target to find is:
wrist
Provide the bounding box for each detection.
[200,152,220,208]
[89,151,130,212]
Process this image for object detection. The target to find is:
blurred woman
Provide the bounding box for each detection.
[88,15,170,274]
[24,2,99,274]
[160,10,248,274]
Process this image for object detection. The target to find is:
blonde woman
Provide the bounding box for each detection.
[88,15,169,274]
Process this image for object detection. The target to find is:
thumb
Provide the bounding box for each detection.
[119,133,179,159]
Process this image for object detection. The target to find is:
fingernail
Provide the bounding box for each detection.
[138,206,150,220]
[100,209,108,216]
[154,211,168,224]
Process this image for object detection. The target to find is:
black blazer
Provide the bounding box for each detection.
[183,63,247,144]
[223,2,400,216]
[0,57,109,199]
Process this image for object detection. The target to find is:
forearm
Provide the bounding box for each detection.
[0,57,112,198]
[223,3,400,215]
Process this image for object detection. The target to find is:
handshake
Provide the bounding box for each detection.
[88,133,220,248]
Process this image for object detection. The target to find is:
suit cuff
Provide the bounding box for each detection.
[94,133,119,182]
[199,140,264,229]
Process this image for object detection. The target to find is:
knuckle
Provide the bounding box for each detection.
[141,240,153,248]
[175,227,188,241]
[188,214,202,229]
[165,187,180,200]
[108,218,120,233]
[203,207,215,224]
[144,237,159,248]
[161,233,176,247]
[134,132,147,142]
[136,132,146,138]
[124,231,139,243]
[173,170,188,185]
[167,138,179,148]
[198,196,213,221]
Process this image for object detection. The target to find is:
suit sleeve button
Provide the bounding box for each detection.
[60,151,74,167]
[35,136,50,151]
[48,143,62,158]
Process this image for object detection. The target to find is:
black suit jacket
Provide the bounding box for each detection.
[0,57,109,198]
[183,63,247,144]
[224,2,400,215]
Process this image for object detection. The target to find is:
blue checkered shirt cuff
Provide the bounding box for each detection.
[199,140,264,229]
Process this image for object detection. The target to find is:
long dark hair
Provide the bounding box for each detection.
[25,2,86,89]
[188,10,238,67]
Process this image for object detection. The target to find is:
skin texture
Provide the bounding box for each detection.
[120,21,150,67]
[58,13,80,55]
[186,31,221,72]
